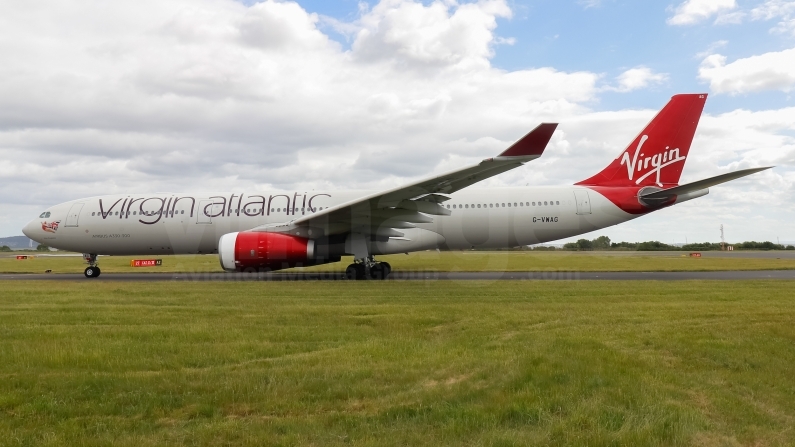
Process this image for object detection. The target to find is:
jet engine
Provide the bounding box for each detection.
[218,231,315,272]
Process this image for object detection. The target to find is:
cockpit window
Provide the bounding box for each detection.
[39,212,51,218]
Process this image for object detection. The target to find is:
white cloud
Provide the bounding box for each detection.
[770,17,795,35]
[577,0,603,9]
[606,66,669,92]
[667,0,737,25]
[751,0,795,35]
[714,10,746,24]
[0,0,600,234]
[351,0,513,70]
[698,49,795,94]
[695,40,728,58]
[751,0,795,20]
[711,0,795,33]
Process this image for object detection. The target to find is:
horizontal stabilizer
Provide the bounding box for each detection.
[640,167,772,200]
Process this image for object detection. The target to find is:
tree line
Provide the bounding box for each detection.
[0,244,52,252]
[562,237,795,251]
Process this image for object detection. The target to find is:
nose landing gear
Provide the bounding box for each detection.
[83,253,101,278]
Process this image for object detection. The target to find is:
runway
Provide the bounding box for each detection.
[2,270,794,281]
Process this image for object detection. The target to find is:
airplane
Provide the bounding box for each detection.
[23,93,770,279]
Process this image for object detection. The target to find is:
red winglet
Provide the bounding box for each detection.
[499,123,558,157]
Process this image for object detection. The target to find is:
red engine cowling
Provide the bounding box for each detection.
[218,231,315,272]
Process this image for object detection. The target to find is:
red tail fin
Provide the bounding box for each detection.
[576,94,707,187]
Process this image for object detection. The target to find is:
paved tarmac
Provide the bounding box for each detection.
[2,270,794,282]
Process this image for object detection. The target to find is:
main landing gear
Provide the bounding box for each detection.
[345,257,391,280]
[83,253,101,278]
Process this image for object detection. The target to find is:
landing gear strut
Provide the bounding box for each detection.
[345,257,391,280]
[83,253,101,278]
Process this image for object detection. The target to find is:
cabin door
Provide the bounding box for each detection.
[574,190,591,215]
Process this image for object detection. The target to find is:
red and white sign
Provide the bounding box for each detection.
[689,252,701,258]
[130,259,162,267]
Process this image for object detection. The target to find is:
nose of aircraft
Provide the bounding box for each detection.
[22,220,37,240]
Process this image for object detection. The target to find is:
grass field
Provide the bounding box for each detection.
[3,250,795,274]
[1,280,794,446]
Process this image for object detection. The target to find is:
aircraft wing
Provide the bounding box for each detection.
[253,123,557,238]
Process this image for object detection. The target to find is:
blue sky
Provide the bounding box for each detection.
[292,0,794,112]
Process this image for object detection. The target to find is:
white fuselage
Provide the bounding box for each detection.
[23,186,640,258]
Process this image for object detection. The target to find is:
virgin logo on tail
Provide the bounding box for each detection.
[620,135,687,187]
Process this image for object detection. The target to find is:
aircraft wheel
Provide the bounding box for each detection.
[369,264,388,280]
[84,266,100,278]
[345,264,366,280]
[381,262,392,276]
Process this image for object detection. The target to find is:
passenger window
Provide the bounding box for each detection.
[556,201,560,205]
[489,204,492,208]
[520,202,523,206]
[508,203,511,207]
[91,212,95,216]
[544,201,548,205]
[133,211,137,215]
[465,204,469,209]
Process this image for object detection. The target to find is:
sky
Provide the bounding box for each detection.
[0,0,794,244]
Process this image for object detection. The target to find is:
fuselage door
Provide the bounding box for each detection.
[197,200,212,224]
[65,202,84,227]
[574,190,592,215]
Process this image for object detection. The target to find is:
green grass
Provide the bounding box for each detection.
[3,250,795,274]
[1,280,794,446]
